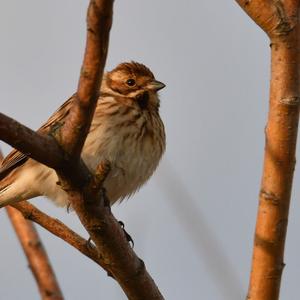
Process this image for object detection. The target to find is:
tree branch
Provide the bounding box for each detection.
[236,1,300,299]
[0,111,92,189]
[0,113,63,170]
[58,0,113,158]
[66,189,164,300]
[6,206,64,300]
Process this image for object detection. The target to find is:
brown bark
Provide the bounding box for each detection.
[58,0,113,158]
[6,206,64,300]
[0,113,64,170]
[236,1,300,299]
[0,1,164,299]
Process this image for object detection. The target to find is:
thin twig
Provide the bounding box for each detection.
[12,202,104,267]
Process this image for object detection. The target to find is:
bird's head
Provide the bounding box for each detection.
[104,61,165,110]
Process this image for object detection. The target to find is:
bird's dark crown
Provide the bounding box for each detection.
[112,61,155,79]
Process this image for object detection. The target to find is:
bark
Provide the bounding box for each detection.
[58,0,113,158]
[0,113,63,170]
[236,1,300,299]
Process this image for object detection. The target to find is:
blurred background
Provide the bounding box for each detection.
[1,1,300,299]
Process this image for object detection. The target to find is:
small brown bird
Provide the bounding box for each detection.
[0,62,166,207]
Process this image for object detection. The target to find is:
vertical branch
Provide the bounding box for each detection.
[236,1,300,299]
[6,206,64,300]
[59,0,113,158]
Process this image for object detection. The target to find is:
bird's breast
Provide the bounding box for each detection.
[82,104,165,203]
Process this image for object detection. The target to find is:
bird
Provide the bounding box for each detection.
[0,61,166,208]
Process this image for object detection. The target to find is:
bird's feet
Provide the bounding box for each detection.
[66,202,72,213]
[118,221,134,248]
[86,237,96,250]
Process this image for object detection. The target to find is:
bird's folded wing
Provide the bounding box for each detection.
[0,94,75,179]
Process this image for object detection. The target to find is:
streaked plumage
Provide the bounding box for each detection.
[0,62,166,207]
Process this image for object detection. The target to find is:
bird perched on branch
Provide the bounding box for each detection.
[0,62,166,207]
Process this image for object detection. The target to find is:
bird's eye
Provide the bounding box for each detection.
[126,79,136,86]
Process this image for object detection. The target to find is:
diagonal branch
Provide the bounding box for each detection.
[6,206,64,300]
[0,113,63,170]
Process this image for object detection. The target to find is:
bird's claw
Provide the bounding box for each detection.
[86,237,95,250]
[66,202,71,213]
[118,221,134,248]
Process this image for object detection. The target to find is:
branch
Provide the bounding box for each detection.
[6,206,64,300]
[58,0,113,158]
[0,113,63,170]
[0,112,92,189]
[236,1,300,299]
[67,189,164,300]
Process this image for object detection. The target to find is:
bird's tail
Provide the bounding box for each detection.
[0,150,9,207]
[0,179,20,208]
[0,150,22,208]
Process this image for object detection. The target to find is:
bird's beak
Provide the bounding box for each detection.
[147,80,166,91]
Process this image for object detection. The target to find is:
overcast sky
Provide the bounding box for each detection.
[1,1,300,300]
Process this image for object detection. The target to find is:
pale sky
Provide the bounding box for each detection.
[1,1,300,300]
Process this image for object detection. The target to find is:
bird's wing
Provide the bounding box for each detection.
[0,94,75,179]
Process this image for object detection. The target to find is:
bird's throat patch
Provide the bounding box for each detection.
[135,91,149,110]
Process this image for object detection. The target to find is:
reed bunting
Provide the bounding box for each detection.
[0,62,166,207]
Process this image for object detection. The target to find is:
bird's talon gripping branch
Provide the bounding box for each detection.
[118,221,134,248]
[86,237,96,250]
[66,202,72,213]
